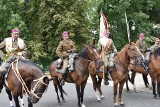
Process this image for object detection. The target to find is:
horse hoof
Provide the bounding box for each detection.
[58,102,62,106]
[81,103,86,107]
[62,99,66,103]
[114,102,119,107]
[154,95,159,99]
[98,100,102,103]
[135,90,139,93]
[101,96,105,100]
[120,103,125,107]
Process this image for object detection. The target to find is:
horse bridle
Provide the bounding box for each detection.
[127,46,144,65]
[30,76,48,99]
[11,59,48,100]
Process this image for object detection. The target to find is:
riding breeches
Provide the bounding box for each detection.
[104,53,114,67]
[62,58,69,73]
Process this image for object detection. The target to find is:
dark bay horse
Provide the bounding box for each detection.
[0,57,49,107]
[49,45,103,107]
[127,47,160,98]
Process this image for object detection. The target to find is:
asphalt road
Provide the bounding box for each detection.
[0,74,160,107]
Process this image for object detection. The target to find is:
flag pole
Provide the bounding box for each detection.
[125,11,130,43]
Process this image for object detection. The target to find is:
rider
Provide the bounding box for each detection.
[150,38,160,51]
[136,33,150,73]
[98,30,117,85]
[0,28,27,77]
[56,31,76,85]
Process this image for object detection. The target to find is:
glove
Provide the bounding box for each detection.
[114,53,117,57]
[67,50,72,53]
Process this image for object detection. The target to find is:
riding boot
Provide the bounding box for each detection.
[104,73,109,85]
[144,61,150,73]
[61,73,66,85]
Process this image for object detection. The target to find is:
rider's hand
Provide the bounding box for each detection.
[67,50,72,53]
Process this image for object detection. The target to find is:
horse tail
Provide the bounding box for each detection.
[57,78,68,96]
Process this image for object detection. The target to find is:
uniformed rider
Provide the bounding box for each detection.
[150,38,160,52]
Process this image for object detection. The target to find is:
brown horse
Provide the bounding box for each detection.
[89,42,143,106]
[0,57,49,107]
[128,47,160,98]
[49,45,104,107]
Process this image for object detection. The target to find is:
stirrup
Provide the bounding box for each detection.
[61,79,65,85]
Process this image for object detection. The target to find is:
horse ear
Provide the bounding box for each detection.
[43,76,49,84]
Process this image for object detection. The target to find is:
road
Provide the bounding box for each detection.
[0,74,160,107]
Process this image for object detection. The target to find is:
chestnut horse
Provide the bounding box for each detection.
[49,45,103,107]
[128,47,160,98]
[88,42,143,106]
[0,57,49,107]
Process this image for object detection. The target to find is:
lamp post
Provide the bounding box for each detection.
[125,12,135,43]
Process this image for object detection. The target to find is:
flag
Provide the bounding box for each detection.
[99,11,110,38]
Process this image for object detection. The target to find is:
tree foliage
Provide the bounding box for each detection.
[0,0,160,68]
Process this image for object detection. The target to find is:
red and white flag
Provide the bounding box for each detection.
[99,11,110,38]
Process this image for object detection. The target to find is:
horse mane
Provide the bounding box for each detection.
[77,45,94,59]
[154,47,160,59]
[19,58,45,73]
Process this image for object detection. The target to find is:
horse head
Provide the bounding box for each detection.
[84,45,104,67]
[29,75,49,103]
[127,42,144,63]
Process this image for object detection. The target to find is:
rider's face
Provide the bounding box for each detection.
[62,34,69,40]
[11,33,19,40]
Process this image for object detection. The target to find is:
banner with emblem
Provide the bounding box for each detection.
[99,10,110,38]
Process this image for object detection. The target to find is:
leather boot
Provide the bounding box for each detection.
[104,73,109,85]
[61,73,66,85]
[144,61,150,73]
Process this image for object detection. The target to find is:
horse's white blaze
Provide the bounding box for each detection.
[95,90,100,101]
[9,101,13,107]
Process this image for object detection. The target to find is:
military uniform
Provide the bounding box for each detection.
[0,37,27,74]
[150,44,160,52]
[136,36,150,73]
[98,35,117,85]
[56,39,76,85]
[136,39,147,54]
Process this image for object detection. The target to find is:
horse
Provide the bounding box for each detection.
[127,47,160,98]
[88,42,144,105]
[0,57,49,107]
[49,45,104,107]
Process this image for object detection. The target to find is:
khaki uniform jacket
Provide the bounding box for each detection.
[56,39,76,59]
[150,44,160,52]
[136,39,147,53]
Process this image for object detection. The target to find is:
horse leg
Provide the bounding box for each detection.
[27,97,33,107]
[157,75,160,98]
[90,75,101,102]
[118,80,126,106]
[6,89,14,107]
[113,80,119,106]
[20,94,24,107]
[80,80,88,107]
[76,84,81,107]
[97,77,105,100]
[142,74,149,88]
[53,78,62,106]
[125,75,130,92]
[151,78,158,98]
[12,94,20,107]
[57,78,65,102]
